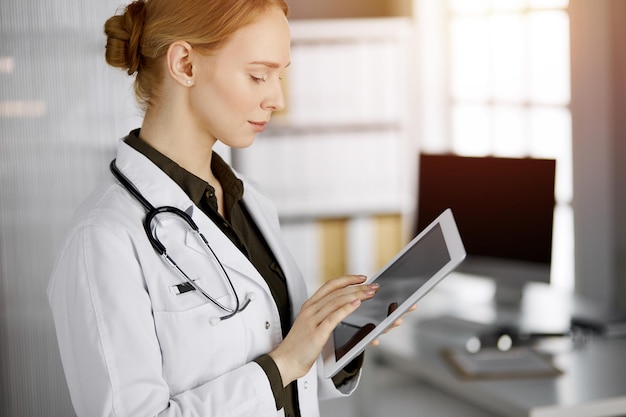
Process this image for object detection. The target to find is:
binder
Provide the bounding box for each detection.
[442,346,563,380]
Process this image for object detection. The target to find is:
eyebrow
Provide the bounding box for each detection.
[248,61,291,69]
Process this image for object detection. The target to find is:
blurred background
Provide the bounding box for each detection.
[1,0,625,416]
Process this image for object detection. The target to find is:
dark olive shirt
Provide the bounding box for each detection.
[125,129,360,416]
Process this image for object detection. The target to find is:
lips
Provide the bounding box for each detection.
[248,121,267,132]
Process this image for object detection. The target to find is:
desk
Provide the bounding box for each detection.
[372,273,626,417]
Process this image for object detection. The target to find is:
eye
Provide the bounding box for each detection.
[250,74,267,84]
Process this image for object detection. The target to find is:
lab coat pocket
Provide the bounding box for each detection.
[153,295,247,396]
[145,222,234,313]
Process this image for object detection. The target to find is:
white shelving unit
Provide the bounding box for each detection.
[233,17,415,220]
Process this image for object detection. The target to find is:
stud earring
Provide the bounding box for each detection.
[186,80,192,86]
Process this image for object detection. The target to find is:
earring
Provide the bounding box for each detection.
[186,80,192,86]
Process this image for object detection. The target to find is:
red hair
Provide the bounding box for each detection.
[104,0,289,110]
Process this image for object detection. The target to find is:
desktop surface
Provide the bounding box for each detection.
[374,273,626,417]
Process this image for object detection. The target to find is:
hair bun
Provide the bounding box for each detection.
[104,0,147,75]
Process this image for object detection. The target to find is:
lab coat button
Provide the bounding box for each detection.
[265,321,270,329]
[303,381,309,389]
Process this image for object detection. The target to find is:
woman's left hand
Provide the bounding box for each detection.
[369,302,417,347]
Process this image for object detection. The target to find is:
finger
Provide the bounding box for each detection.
[314,296,366,338]
[383,303,419,334]
[306,275,367,305]
[304,278,378,322]
[383,318,404,333]
[394,304,417,321]
[308,283,378,328]
[384,302,417,323]
[335,323,376,357]
[315,282,381,328]
[279,293,366,369]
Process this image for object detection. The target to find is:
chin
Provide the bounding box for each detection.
[223,135,257,149]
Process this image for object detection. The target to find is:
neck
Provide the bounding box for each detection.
[140,107,218,184]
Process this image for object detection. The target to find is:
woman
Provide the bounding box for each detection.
[47,1,400,416]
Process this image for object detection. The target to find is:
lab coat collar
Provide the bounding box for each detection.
[114,140,275,299]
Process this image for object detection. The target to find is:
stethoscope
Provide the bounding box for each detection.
[110,159,253,324]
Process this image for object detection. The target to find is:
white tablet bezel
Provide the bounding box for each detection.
[322,208,466,378]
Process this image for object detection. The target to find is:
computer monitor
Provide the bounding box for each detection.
[415,153,556,306]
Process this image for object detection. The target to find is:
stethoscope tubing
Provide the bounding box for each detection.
[109,159,251,321]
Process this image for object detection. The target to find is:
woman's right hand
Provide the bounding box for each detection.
[268,274,379,386]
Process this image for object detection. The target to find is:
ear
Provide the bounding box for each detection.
[166,41,195,87]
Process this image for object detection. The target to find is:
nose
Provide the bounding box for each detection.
[262,78,286,112]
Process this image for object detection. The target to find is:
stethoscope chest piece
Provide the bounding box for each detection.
[110,159,253,322]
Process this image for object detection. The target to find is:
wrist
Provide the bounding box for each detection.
[268,349,299,387]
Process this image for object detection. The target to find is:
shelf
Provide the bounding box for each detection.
[262,119,403,136]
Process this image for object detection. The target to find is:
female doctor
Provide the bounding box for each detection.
[47,1,408,416]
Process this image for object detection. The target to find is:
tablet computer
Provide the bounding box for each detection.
[322,208,466,378]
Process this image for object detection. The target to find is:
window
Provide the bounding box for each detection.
[420,0,573,289]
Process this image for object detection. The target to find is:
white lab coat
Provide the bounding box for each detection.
[47,140,359,417]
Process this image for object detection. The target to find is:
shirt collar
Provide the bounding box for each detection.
[124,129,244,212]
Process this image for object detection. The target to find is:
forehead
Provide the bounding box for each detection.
[217,7,291,68]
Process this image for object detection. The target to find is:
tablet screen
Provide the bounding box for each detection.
[333,223,451,360]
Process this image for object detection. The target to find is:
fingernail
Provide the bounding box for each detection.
[366,286,379,295]
[351,299,361,306]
